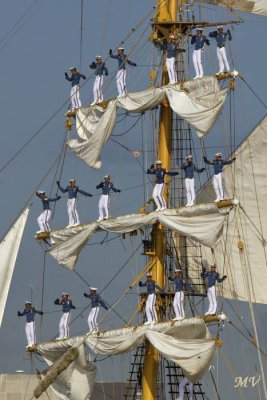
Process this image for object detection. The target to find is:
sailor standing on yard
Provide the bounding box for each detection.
[209,26,232,74]
[109,47,137,98]
[168,269,193,321]
[54,293,76,340]
[36,191,61,233]
[201,264,226,315]
[17,301,43,348]
[182,155,205,206]
[84,287,109,333]
[191,27,210,79]
[56,179,92,227]
[178,377,194,400]
[65,67,86,110]
[203,153,235,202]
[158,35,186,84]
[147,160,179,211]
[96,175,121,222]
[139,272,164,325]
[89,55,108,105]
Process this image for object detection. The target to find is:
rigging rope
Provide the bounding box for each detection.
[79,0,84,70]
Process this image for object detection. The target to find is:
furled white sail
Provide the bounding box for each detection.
[47,204,231,270]
[0,208,30,327]
[68,77,227,169]
[204,0,267,16]
[197,116,267,304]
[37,318,216,383]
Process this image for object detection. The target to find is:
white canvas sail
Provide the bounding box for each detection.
[68,77,227,169]
[0,208,30,327]
[197,116,267,304]
[47,204,231,270]
[203,0,267,16]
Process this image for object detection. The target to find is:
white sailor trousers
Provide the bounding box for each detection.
[37,209,51,232]
[88,306,100,332]
[217,46,230,73]
[173,291,185,318]
[93,75,104,103]
[146,293,157,322]
[192,49,203,77]
[67,198,80,226]
[166,57,177,84]
[25,321,35,346]
[207,286,217,314]
[98,194,109,219]
[70,85,81,109]
[179,377,193,400]
[185,178,195,205]
[213,173,224,200]
[59,312,70,338]
[116,69,126,96]
[152,183,166,209]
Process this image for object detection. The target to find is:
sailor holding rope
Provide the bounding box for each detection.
[209,25,232,75]
[191,27,210,79]
[64,67,86,110]
[168,269,193,321]
[201,264,227,315]
[96,175,121,222]
[56,179,92,228]
[17,301,43,348]
[139,272,164,325]
[109,47,137,98]
[54,293,76,340]
[89,55,108,105]
[147,160,179,211]
[157,35,186,84]
[182,155,205,206]
[84,287,109,333]
[36,190,61,233]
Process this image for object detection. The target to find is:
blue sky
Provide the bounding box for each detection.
[0,1,266,398]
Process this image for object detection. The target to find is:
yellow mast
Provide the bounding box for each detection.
[141,1,176,399]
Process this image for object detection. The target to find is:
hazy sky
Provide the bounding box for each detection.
[0,1,266,399]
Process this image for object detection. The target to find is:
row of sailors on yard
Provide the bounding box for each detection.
[18,265,226,343]
[36,154,235,232]
[65,25,232,109]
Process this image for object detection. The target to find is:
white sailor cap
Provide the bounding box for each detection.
[95,55,102,59]
[118,47,124,50]
[174,269,182,272]
[69,67,77,70]
[62,292,69,296]
[211,264,217,268]
[146,272,153,277]
[104,174,110,179]
[90,287,98,291]
[196,26,203,31]
[215,152,222,157]
[25,300,32,304]
[155,160,162,165]
[169,35,176,39]
[69,179,76,182]
[217,25,223,29]
[186,155,192,160]
[38,190,45,194]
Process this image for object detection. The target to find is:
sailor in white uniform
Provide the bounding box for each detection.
[84,287,109,333]
[201,264,227,315]
[147,160,179,211]
[65,67,86,110]
[36,191,61,233]
[57,179,92,227]
[158,35,186,84]
[168,269,193,320]
[182,155,205,206]
[139,272,163,324]
[209,26,232,74]
[203,153,235,202]
[177,377,194,400]
[18,301,43,348]
[191,27,210,79]
[89,55,108,105]
[109,47,137,97]
[96,175,121,221]
[54,293,76,339]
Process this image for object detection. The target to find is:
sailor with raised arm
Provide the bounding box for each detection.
[96,175,121,222]
[157,35,186,84]
[191,27,210,79]
[147,160,179,211]
[36,191,61,233]
[89,55,108,105]
[109,47,137,98]
[178,377,194,400]
[54,293,76,340]
[168,269,193,321]
[17,301,43,348]
[84,287,109,333]
[65,67,86,110]
[56,179,92,227]
[209,26,232,74]
[182,155,205,207]
[201,264,226,315]
[139,272,163,325]
[203,153,235,202]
